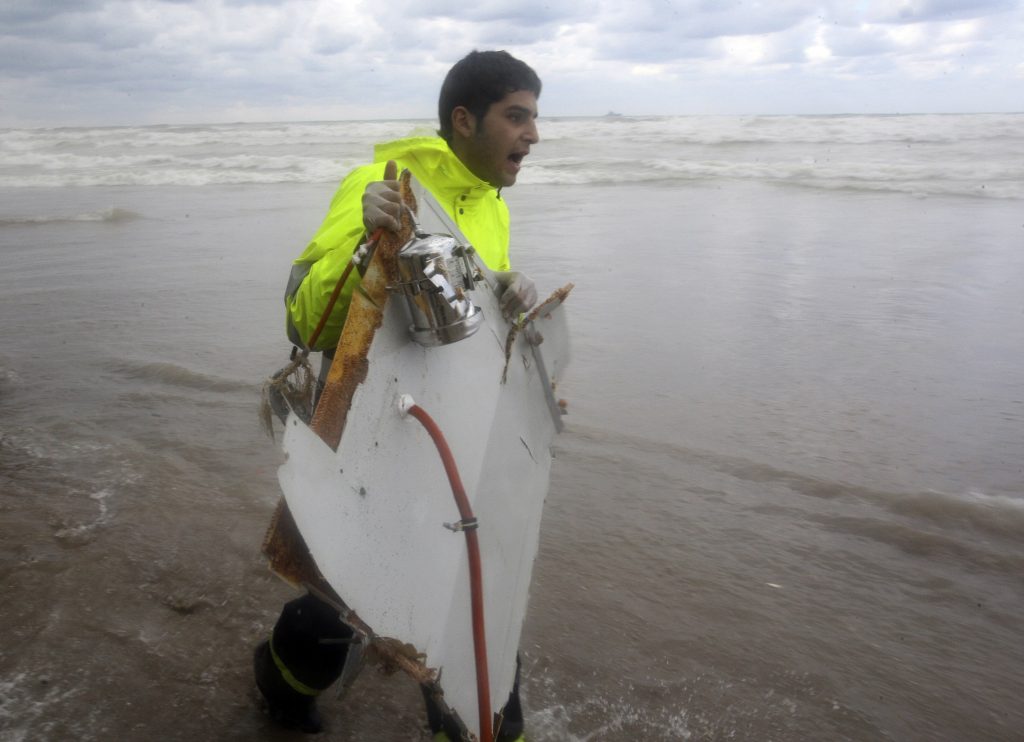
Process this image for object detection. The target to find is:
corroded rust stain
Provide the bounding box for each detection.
[312,172,415,447]
[262,170,417,587]
[260,499,321,586]
[260,170,445,712]
[366,636,433,681]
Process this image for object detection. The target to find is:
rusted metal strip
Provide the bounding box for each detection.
[261,170,417,588]
[501,282,574,384]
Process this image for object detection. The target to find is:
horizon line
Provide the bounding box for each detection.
[4,110,1023,132]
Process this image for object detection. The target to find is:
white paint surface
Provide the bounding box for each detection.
[278,186,571,737]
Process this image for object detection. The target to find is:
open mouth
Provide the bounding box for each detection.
[508,152,526,165]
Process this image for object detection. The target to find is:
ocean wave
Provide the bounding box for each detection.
[521,156,1023,199]
[0,362,18,386]
[542,113,1024,147]
[2,114,1021,196]
[811,513,1024,576]
[724,454,1024,543]
[107,360,255,393]
[2,119,427,150]
[0,208,142,226]
[0,428,137,548]
[53,488,116,545]
[9,164,1010,198]
[0,428,113,463]
[0,150,352,187]
[565,424,1024,545]
[887,489,1024,540]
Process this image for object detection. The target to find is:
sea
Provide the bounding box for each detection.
[1,113,1022,741]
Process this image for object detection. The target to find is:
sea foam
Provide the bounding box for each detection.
[2,114,1021,198]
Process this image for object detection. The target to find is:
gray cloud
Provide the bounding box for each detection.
[0,0,105,25]
[398,0,591,25]
[890,0,1016,22]
[600,0,812,38]
[583,0,817,65]
[594,32,717,64]
[1,0,1021,126]
[825,0,1017,25]
[821,26,910,60]
[474,21,564,47]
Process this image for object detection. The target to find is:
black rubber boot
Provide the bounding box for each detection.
[253,639,324,733]
[253,593,354,734]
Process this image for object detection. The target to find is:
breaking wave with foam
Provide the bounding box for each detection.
[0,207,141,226]
[106,360,255,394]
[1,114,1021,199]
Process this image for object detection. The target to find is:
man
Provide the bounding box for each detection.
[254,50,541,740]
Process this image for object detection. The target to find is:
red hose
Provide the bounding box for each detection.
[406,403,493,742]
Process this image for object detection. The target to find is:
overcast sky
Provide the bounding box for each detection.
[2,0,1022,127]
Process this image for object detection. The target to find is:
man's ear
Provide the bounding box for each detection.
[451,106,477,139]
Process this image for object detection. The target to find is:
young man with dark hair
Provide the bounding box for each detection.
[283,49,540,355]
[254,50,541,740]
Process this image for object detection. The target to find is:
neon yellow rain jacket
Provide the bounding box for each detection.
[285,136,511,351]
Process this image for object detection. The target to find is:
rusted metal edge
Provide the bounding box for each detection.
[260,173,452,699]
[501,282,574,384]
[262,171,416,582]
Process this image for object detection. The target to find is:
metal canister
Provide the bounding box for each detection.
[392,233,483,346]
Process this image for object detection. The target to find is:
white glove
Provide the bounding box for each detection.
[362,179,402,233]
[362,160,401,233]
[496,271,538,319]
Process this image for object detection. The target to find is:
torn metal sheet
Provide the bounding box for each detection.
[268,175,572,739]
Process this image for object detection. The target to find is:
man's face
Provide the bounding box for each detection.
[456,89,540,188]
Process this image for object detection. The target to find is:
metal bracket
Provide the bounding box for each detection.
[525,325,565,433]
